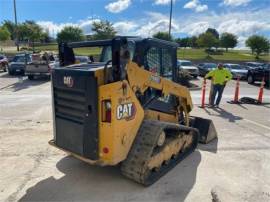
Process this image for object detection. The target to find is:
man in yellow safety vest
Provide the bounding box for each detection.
[205,63,232,107]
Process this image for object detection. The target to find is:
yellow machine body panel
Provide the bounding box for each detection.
[98,81,144,165]
[127,61,193,112]
[144,109,178,123]
[96,61,194,165]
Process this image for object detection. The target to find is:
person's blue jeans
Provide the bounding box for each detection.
[211,84,225,106]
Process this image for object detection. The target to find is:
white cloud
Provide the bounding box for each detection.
[133,12,179,36]
[105,0,131,13]
[223,0,251,7]
[154,0,174,5]
[38,8,270,49]
[184,0,208,12]
[113,21,138,35]
[180,21,210,36]
[177,9,270,47]
[37,19,100,37]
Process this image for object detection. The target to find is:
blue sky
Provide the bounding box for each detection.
[1,0,270,47]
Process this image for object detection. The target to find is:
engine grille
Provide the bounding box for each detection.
[54,87,86,124]
[52,68,99,160]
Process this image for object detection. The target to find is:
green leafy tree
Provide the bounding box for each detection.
[220,33,238,51]
[246,35,270,59]
[197,32,219,56]
[153,31,172,41]
[26,21,43,42]
[175,37,189,48]
[40,31,50,43]
[189,36,198,48]
[57,26,85,43]
[17,21,45,44]
[91,20,117,40]
[0,26,10,51]
[2,20,16,40]
[0,26,11,42]
[206,28,219,49]
[206,28,219,39]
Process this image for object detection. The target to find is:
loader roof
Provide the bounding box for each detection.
[66,36,179,49]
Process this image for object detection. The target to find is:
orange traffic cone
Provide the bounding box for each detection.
[257,77,265,104]
[200,79,206,108]
[228,76,240,104]
[234,76,240,103]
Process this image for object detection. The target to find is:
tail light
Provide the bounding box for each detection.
[102,100,111,122]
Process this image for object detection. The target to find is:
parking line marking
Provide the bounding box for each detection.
[244,119,270,130]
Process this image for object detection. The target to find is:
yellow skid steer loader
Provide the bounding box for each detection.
[49,37,217,185]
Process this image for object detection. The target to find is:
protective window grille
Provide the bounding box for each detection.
[145,47,161,75]
[161,48,173,80]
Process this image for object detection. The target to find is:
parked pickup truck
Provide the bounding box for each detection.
[25,53,56,80]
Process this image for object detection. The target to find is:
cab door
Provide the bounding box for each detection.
[142,46,177,115]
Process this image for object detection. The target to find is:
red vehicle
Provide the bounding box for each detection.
[0,55,9,72]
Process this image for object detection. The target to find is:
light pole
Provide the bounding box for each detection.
[168,0,173,38]
[13,0,19,51]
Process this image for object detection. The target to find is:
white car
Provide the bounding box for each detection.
[177,60,199,78]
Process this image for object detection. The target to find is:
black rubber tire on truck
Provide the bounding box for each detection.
[28,75,34,80]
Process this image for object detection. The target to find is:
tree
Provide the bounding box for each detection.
[91,20,117,40]
[206,28,219,49]
[220,32,238,52]
[189,36,198,48]
[25,21,43,42]
[17,21,46,45]
[2,20,16,40]
[175,37,189,48]
[206,28,219,39]
[0,26,11,42]
[197,32,219,55]
[153,31,172,41]
[246,35,270,59]
[40,31,50,43]
[57,26,85,43]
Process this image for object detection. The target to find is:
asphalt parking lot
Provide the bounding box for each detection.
[0,72,270,202]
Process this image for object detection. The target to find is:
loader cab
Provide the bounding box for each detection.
[58,37,179,116]
[58,36,178,82]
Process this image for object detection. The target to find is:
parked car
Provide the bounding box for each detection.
[223,63,248,79]
[75,56,90,64]
[197,63,217,77]
[25,53,56,80]
[247,63,270,87]
[243,62,264,70]
[8,54,31,75]
[0,54,9,72]
[177,60,199,78]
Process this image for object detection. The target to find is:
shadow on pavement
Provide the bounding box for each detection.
[0,72,19,78]
[204,107,243,123]
[2,77,49,92]
[19,151,201,202]
[250,82,270,89]
[198,138,218,153]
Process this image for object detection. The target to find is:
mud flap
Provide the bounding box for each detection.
[190,117,217,144]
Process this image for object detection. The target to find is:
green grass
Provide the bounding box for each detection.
[2,44,269,62]
[73,47,102,56]
[33,44,102,56]
[177,48,270,62]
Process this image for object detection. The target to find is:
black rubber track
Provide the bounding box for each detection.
[121,120,199,186]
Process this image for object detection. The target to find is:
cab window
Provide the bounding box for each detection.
[161,48,173,80]
[145,47,160,74]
